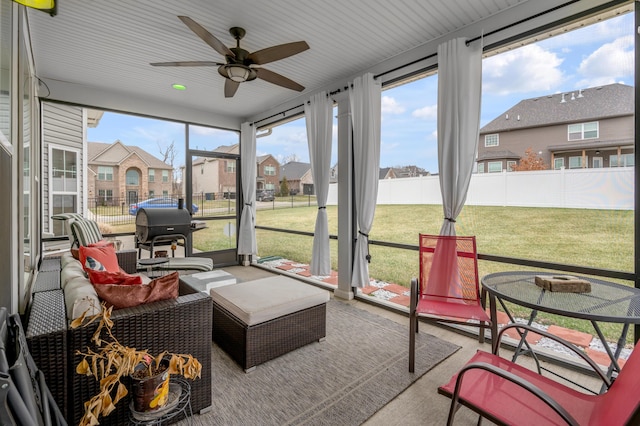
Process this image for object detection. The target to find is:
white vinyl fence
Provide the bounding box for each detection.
[327,167,634,210]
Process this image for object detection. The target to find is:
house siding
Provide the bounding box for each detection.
[41,102,84,234]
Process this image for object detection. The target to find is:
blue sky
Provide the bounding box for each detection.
[88,12,634,174]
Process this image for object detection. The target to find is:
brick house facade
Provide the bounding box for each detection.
[87,140,174,205]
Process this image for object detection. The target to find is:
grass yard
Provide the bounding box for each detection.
[253,204,635,343]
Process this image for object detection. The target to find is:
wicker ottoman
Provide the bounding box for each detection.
[210,276,329,372]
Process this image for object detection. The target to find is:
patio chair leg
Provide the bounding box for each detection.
[409,314,416,372]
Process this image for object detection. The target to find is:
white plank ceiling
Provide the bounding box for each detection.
[26,0,567,125]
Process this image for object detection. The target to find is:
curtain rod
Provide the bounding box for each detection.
[254,0,621,127]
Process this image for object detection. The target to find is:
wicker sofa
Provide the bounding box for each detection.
[25,254,212,425]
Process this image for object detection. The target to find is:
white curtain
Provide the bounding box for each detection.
[238,122,257,258]
[437,38,482,236]
[305,91,334,276]
[349,73,381,288]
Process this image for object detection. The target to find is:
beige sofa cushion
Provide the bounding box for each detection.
[210,276,329,326]
[64,276,102,320]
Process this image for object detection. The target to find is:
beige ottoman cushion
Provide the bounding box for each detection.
[210,276,329,326]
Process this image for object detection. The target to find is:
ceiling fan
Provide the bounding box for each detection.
[150,16,309,98]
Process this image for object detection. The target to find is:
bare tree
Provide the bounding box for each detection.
[158,141,181,194]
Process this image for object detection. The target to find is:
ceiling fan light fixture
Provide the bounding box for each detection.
[226,64,251,82]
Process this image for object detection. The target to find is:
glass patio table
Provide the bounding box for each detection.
[482,271,640,380]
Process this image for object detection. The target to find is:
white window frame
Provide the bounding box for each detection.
[162,169,169,183]
[610,153,635,167]
[48,145,81,235]
[507,161,516,172]
[477,163,485,173]
[488,161,502,173]
[126,169,140,185]
[484,134,499,147]
[97,166,113,181]
[226,161,236,173]
[264,165,276,176]
[568,156,583,169]
[148,169,155,182]
[568,121,599,141]
[554,158,565,170]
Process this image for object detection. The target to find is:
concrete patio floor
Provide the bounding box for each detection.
[219,264,605,426]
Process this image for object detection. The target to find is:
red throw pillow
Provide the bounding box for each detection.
[93,272,180,309]
[79,245,120,273]
[88,240,116,249]
[87,269,143,286]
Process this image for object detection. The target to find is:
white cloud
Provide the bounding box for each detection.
[483,44,564,95]
[412,105,437,119]
[576,35,634,87]
[381,96,405,114]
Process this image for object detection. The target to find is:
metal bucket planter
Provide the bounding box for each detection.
[131,359,170,412]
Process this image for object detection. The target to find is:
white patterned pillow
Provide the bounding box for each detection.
[84,256,106,271]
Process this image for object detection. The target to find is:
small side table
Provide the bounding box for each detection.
[129,376,193,425]
[138,257,169,278]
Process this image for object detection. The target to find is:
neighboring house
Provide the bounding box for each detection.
[477,83,634,173]
[391,165,430,178]
[256,154,280,192]
[379,167,397,179]
[87,140,174,206]
[280,161,313,195]
[189,143,239,199]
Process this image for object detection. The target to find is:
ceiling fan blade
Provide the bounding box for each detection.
[150,61,223,67]
[178,16,235,58]
[255,68,305,92]
[248,41,309,65]
[225,79,240,98]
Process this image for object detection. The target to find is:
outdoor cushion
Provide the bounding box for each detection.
[64,276,102,320]
[152,257,214,272]
[93,272,180,309]
[70,219,103,248]
[87,269,143,286]
[79,245,120,273]
[210,276,329,326]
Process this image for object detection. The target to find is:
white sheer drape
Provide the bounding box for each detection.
[238,122,257,258]
[349,73,381,288]
[305,91,334,276]
[437,38,482,236]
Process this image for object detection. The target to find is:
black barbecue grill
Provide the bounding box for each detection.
[135,208,193,258]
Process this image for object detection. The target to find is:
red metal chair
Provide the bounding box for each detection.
[438,323,640,425]
[409,234,491,372]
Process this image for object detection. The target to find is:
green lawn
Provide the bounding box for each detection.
[253,204,635,343]
[107,204,635,343]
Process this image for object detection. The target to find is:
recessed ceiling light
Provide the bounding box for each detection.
[172,84,186,91]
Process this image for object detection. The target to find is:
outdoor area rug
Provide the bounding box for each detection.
[199,299,460,426]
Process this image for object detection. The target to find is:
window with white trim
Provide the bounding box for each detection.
[568,156,583,169]
[485,134,499,147]
[488,161,502,173]
[148,169,155,182]
[97,166,113,181]
[226,161,236,173]
[610,154,635,167]
[507,161,516,171]
[568,122,598,141]
[477,163,485,173]
[50,147,80,236]
[98,189,113,202]
[126,169,139,185]
[554,158,565,170]
[162,170,169,182]
[264,165,276,176]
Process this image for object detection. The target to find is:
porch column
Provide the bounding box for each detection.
[335,93,354,300]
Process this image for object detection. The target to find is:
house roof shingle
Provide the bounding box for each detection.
[280,161,311,180]
[88,141,172,169]
[480,83,634,134]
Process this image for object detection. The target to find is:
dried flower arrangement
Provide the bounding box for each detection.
[71,303,202,426]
